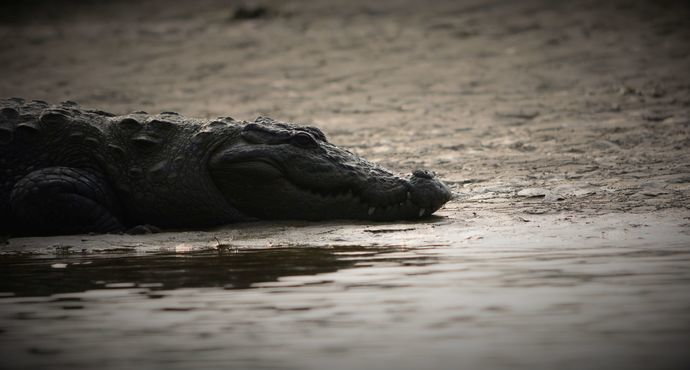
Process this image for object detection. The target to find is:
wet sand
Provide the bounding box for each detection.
[1,0,690,369]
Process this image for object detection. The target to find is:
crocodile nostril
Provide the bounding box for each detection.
[412,169,434,179]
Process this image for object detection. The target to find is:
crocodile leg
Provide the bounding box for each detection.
[10,167,124,235]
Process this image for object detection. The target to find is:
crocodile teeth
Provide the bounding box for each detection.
[368,207,376,216]
[418,208,426,217]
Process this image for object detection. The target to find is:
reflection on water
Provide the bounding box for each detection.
[0,246,432,297]
[1,243,689,370]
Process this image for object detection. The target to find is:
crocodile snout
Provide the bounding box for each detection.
[407,169,452,216]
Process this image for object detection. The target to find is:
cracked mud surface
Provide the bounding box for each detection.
[1,1,689,369]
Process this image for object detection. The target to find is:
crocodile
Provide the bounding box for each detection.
[0,98,452,236]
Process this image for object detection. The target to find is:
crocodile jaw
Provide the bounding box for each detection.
[208,144,452,221]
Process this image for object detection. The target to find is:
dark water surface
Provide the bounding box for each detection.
[1,242,689,370]
[0,247,372,297]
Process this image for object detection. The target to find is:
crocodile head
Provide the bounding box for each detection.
[208,118,452,221]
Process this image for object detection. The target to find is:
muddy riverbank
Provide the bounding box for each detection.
[1,0,689,369]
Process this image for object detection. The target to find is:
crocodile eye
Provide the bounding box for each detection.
[290,132,318,148]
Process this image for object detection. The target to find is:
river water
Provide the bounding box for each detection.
[1,215,689,370]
